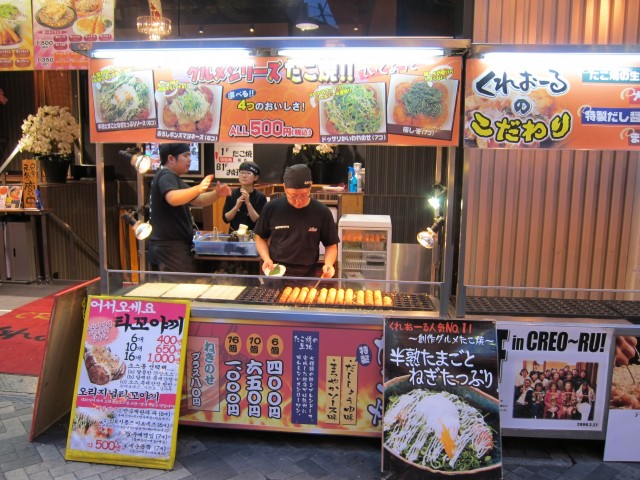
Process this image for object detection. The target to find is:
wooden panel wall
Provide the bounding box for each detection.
[464,0,640,299]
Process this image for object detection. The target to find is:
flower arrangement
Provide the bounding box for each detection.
[292,143,338,166]
[19,105,79,156]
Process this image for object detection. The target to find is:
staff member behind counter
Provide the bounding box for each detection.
[254,164,339,278]
[222,161,267,233]
[148,143,231,274]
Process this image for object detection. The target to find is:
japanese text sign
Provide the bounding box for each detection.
[87,56,462,147]
[65,296,190,470]
[181,317,383,437]
[465,56,640,149]
[382,318,501,479]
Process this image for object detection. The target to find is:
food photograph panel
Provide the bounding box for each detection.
[382,318,501,479]
[317,82,387,143]
[0,1,29,49]
[387,74,459,140]
[156,82,223,141]
[92,68,157,129]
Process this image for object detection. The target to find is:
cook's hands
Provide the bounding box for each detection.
[216,181,232,198]
[321,264,335,278]
[615,336,638,366]
[261,258,274,274]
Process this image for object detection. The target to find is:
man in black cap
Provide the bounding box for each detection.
[254,163,339,278]
[148,143,231,274]
[222,161,267,233]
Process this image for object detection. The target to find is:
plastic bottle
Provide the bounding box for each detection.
[349,166,357,192]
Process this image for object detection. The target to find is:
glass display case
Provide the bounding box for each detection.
[338,214,392,283]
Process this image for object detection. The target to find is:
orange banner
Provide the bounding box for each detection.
[180,317,383,436]
[88,56,462,146]
[465,57,640,150]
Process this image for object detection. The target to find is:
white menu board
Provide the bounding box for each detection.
[65,296,189,470]
[214,142,254,180]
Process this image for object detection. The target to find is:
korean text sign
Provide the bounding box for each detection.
[497,322,612,432]
[382,318,502,479]
[65,296,190,470]
[181,318,383,436]
[465,56,640,149]
[87,56,462,147]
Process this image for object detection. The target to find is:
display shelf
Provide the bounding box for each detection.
[338,214,392,281]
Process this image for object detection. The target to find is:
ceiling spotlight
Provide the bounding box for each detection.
[295,1,319,31]
[249,24,255,33]
[198,25,204,34]
[119,148,152,174]
[428,184,447,211]
[123,211,153,240]
[417,217,445,249]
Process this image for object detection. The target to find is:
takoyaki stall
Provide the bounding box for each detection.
[73,36,471,441]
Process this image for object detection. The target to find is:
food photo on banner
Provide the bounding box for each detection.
[382,317,501,480]
[496,323,613,433]
[65,296,190,470]
[604,335,640,461]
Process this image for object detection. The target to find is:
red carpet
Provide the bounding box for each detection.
[0,296,55,375]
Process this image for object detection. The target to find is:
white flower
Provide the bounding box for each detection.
[18,105,79,156]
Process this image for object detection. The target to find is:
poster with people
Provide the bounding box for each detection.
[497,322,613,432]
[604,335,640,461]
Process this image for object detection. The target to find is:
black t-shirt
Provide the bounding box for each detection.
[148,168,194,243]
[253,197,340,268]
[222,187,267,232]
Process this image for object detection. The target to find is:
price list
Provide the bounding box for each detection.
[65,296,190,470]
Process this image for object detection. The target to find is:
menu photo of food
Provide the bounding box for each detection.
[317,82,387,143]
[0,3,27,48]
[155,81,223,140]
[383,376,501,479]
[92,68,157,130]
[70,407,119,450]
[84,343,126,386]
[387,73,459,140]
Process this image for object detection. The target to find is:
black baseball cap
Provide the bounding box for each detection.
[239,161,260,176]
[159,143,191,164]
[283,164,312,189]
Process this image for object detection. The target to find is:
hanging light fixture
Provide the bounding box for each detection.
[295,0,319,31]
[119,148,152,174]
[123,211,153,240]
[428,184,447,211]
[417,217,445,249]
[137,0,171,40]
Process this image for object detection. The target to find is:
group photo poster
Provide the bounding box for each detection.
[497,322,613,432]
[382,317,502,480]
[65,296,190,470]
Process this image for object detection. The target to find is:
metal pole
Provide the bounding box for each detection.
[96,143,108,293]
[455,148,470,317]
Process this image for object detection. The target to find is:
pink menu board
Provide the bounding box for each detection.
[65,296,190,470]
[32,0,114,70]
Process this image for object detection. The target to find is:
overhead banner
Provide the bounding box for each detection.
[465,56,640,150]
[0,0,33,70]
[497,322,612,433]
[65,296,190,470]
[87,56,462,146]
[382,317,502,479]
[180,317,384,437]
[31,0,115,70]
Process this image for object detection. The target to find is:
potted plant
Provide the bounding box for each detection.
[18,105,79,183]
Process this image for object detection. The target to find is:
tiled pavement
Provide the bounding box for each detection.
[3,387,640,480]
[3,283,640,479]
